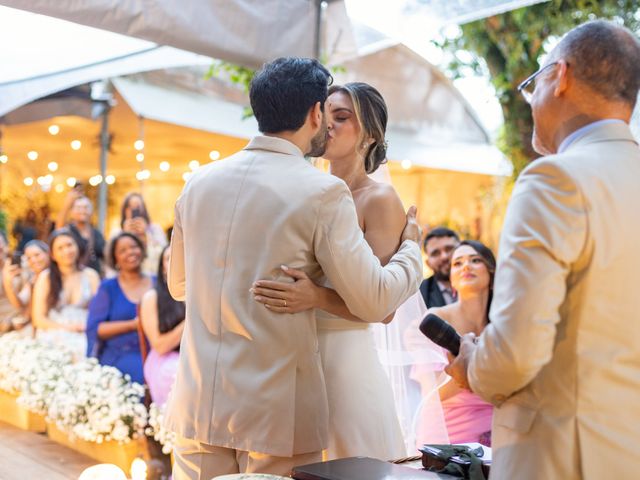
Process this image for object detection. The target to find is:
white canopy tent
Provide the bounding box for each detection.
[0,1,550,68]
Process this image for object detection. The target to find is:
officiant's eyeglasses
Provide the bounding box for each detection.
[517,62,560,104]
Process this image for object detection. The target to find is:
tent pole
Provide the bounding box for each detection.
[97,103,110,235]
[314,0,323,59]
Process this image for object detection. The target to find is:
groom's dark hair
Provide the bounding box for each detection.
[250,57,332,134]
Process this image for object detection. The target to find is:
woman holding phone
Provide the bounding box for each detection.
[110,193,167,276]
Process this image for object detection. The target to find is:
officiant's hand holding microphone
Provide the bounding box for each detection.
[420,313,477,391]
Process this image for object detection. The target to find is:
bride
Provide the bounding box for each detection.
[252,82,407,460]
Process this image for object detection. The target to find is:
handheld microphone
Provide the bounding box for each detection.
[419,313,461,356]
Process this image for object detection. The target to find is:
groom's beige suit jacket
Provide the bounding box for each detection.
[469,122,640,479]
[164,136,422,457]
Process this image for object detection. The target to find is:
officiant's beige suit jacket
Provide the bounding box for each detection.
[469,122,640,479]
[164,136,422,457]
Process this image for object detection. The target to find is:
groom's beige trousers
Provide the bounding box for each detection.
[172,435,322,479]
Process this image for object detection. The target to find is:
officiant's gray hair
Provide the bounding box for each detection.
[329,82,388,174]
[555,20,640,107]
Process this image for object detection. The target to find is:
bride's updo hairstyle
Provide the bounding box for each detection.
[328,82,388,174]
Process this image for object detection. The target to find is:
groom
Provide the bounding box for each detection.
[165,57,423,479]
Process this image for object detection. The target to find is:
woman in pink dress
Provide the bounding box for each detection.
[140,246,185,405]
[426,240,495,446]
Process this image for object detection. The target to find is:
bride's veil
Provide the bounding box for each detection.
[370,164,450,454]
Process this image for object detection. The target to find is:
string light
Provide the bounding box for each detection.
[182,172,192,182]
[27,150,38,161]
[55,184,64,193]
[159,161,170,172]
[105,175,116,185]
[0,155,7,164]
[134,140,144,151]
[401,159,412,170]
[70,140,82,150]
[48,125,60,135]
[189,160,199,171]
[66,177,77,187]
[89,175,103,186]
[23,177,34,186]
[48,161,59,172]
[135,169,150,181]
[209,150,220,161]
[136,153,144,162]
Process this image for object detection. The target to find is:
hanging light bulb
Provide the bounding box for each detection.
[23,177,34,186]
[136,153,144,162]
[105,175,116,185]
[159,161,170,172]
[48,125,60,135]
[66,177,77,187]
[27,150,38,161]
[70,140,82,150]
[209,150,220,161]
[48,161,59,172]
[0,154,7,164]
[189,160,200,171]
[134,140,144,151]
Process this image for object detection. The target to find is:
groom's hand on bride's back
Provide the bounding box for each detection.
[401,206,421,244]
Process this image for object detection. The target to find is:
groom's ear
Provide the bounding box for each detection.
[309,101,322,128]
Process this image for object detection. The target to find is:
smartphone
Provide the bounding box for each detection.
[11,251,22,266]
[131,207,143,219]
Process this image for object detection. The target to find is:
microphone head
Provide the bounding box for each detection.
[419,313,461,356]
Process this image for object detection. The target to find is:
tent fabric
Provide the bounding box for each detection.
[111,76,260,139]
[0,0,342,68]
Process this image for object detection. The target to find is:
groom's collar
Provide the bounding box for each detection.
[244,135,304,158]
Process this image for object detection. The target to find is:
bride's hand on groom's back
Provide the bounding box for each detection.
[401,206,422,244]
[251,266,321,314]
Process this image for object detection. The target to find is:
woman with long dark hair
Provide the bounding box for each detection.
[425,240,496,446]
[141,246,185,405]
[31,229,100,358]
[86,232,154,383]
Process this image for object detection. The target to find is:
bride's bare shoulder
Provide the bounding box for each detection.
[361,181,404,216]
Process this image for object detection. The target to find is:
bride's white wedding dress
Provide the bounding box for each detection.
[317,308,407,461]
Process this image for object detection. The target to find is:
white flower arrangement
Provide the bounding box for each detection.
[0,332,73,406]
[145,402,176,455]
[47,358,147,444]
[0,333,147,444]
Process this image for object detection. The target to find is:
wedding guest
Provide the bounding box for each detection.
[2,240,50,328]
[87,232,154,384]
[427,240,494,445]
[56,189,106,275]
[419,228,460,308]
[32,228,100,358]
[141,246,185,405]
[13,209,38,251]
[111,193,166,276]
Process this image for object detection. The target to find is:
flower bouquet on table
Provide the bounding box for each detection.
[47,358,148,444]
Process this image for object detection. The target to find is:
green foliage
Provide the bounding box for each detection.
[435,0,640,177]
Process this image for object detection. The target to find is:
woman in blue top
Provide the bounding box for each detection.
[87,232,154,384]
